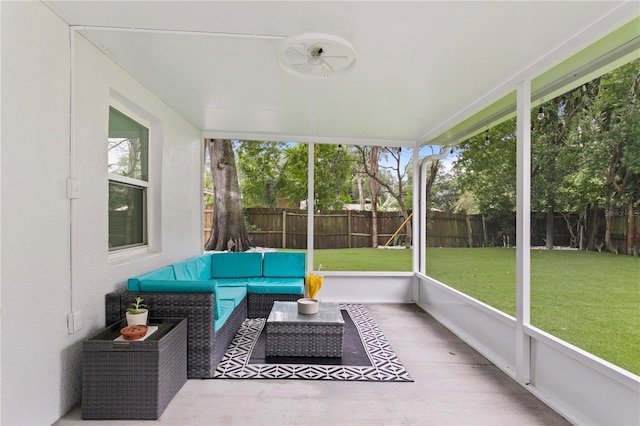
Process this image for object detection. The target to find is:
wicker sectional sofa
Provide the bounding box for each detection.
[105,251,305,378]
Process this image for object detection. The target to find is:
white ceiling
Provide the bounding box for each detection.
[45,1,639,147]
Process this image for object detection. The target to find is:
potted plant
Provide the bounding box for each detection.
[299,264,323,314]
[125,296,148,326]
[120,324,149,340]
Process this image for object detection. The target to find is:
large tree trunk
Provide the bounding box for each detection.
[604,214,614,252]
[587,202,599,251]
[603,177,630,254]
[545,195,555,250]
[370,146,378,248]
[204,139,251,252]
[604,194,615,253]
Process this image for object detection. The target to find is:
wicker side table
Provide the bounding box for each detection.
[82,318,187,420]
[265,301,344,357]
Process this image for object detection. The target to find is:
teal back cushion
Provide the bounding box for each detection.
[173,254,212,280]
[128,265,176,291]
[263,252,306,277]
[211,252,263,278]
[139,280,215,293]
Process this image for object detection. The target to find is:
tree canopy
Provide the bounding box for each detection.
[453,58,639,252]
[233,141,353,210]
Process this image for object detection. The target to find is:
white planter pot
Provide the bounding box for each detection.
[126,309,148,326]
[297,298,319,315]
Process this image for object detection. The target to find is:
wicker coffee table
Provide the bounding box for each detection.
[265,301,344,357]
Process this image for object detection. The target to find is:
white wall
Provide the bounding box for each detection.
[2,3,72,424]
[318,272,414,304]
[1,2,203,424]
[416,274,516,376]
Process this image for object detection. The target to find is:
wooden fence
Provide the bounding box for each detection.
[204,207,640,253]
[206,209,413,249]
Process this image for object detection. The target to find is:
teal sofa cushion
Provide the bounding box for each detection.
[262,252,306,278]
[214,300,235,330]
[213,278,250,287]
[173,254,212,280]
[128,266,176,291]
[212,282,246,331]
[246,277,305,294]
[215,285,247,307]
[211,252,263,278]
[138,280,216,293]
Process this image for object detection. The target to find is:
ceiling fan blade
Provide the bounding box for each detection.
[291,62,321,73]
[320,61,334,77]
[286,45,309,59]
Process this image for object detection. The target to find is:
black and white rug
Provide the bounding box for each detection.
[214,303,413,382]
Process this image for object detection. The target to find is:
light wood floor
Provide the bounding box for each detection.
[56,303,570,425]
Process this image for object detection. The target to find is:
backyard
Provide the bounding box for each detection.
[308,247,640,376]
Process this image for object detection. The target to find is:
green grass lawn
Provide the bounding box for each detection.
[310,247,413,272]
[308,247,640,375]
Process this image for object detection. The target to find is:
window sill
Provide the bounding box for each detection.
[109,245,154,265]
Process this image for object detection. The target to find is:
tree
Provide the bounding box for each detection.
[279,143,353,210]
[531,82,598,249]
[455,121,517,231]
[423,155,441,215]
[355,146,413,247]
[204,139,251,251]
[431,167,460,213]
[235,140,286,207]
[453,59,640,253]
[456,128,508,245]
[584,60,640,253]
[235,141,353,210]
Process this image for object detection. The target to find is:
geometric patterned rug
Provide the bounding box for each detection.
[213,303,413,382]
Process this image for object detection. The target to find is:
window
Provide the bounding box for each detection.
[108,106,149,250]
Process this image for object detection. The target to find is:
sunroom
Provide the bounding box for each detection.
[1,1,638,425]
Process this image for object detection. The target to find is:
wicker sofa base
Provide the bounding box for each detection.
[247,292,303,318]
[105,288,246,378]
[106,286,304,376]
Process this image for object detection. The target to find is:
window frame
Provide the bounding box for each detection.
[108,103,151,255]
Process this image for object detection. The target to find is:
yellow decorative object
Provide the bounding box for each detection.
[307,265,323,299]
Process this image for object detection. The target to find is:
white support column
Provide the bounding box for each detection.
[412,147,420,274]
[306,142,315,274]
[516,80,532,384]
[419,158,427,274]
[411,147,421,302]
[418,149,448,275]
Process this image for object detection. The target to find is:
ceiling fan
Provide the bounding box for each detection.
[277,33,357,79]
